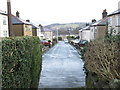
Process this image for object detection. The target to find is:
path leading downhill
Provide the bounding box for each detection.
[39,41,85,88]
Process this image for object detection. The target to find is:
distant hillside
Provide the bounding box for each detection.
[44,22,89,35]
[44,22,87,30]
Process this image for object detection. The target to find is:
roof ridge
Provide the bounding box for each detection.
[0,10,6,13]
[12,14,31,25]
[108,9,120,16]
[0,10,7,15]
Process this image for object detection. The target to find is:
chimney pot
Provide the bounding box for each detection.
[16,11,20,18]
[39,24,42,26]
[26,20,30,22]
[92,19,96,23]
[39,24,44,32]
[102,9,107,19]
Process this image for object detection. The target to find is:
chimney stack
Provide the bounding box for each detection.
[16,11,20,18]
[102,9,107,19]
[39,24,44,32]
[7,0,13,36]
[92,19,96,23]
[26,20,30,22]
[118,1,120,10]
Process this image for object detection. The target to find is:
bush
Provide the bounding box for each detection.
[80,46,88,59]
[110,79,120,88]
[84,35,120,81]
[2,36,42,88]
[58,37,62,41]
[67,36,74,40]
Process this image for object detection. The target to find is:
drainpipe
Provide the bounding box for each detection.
[7,0,13,36]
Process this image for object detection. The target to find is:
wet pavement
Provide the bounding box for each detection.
[39,41,85,88]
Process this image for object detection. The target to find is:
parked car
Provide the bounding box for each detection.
[78,40,88,47]
[40,40,51,46]
[64,39,68,43]
[71,39,79,45]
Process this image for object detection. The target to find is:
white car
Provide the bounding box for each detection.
[64,39,68,43]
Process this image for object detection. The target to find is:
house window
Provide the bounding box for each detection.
[3,17,7,25]
[3,31,7,37]
[25,25,31,31]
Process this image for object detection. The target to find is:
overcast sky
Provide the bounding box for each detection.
[0,0,120,25]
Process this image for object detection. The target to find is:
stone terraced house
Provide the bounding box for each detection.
[12,11,32,36]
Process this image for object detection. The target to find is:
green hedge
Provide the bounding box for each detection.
[2,36,42,88]
[58,37,62,41]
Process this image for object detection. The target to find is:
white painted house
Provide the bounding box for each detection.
[35,25,44,40]
[38,24,45,40]
[43,28,53,42]
[108,2,120,35]
[90,9,108,40]
[90,17,109,40]
[89,25,95,40]
[0,10,9,37]
[79,26,91,42]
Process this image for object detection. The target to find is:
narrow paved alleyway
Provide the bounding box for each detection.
[39,41,85,88]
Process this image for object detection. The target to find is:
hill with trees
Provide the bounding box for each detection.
[44,22,89,35]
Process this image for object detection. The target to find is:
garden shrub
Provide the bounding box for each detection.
[84,35,120,83]
[2,36,42,88]
[58,37,62,41]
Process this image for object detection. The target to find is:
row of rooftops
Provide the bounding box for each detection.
[1,7,120,31]
[92,17,109,26]
[93,9,120,26]
[0,10,53,32]
[11,9,120,31]
[0,10,39,29]
[81,8,120,30]
[81,17,109,30]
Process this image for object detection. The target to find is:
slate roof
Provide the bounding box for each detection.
[12,15,31,25]
[92,17,109,26]
[32,24,39,29]
[108,9,120,16]
[83,26,90,30]
[0,10,7,15]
